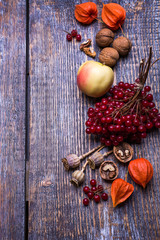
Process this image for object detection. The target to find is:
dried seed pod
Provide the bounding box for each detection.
[70,170,85,187]
[62,154,80,171]
[96,28,114,48]
[99,47,119,67]
[128,158,153,188]
[112,36,132,56]
[113,142,133,163]
[99,161,118,181]
[88,149,113,169]
[62,144,102,170]
[70,161,88,187]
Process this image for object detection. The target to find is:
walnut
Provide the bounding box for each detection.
[113,142,134,163]
[112,36,132,56]
[99,161,118,181]
[96,28,114,48]
[99,47,119,67]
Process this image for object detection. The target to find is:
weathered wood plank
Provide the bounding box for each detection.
[28,0,160,239]
[0,1,26,239]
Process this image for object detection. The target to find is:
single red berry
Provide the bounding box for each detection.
[94,194,101,203]
[155,122,160,128]
[105,139,112,146]
[144,86,151,92]
[66,34,72,41]
[97,185,103,192]
[83,198,89,206]
[83,186,90,194]
[87,192,94,199]
[90,179,96,186]
[91,186,97,192]
[101,193,108,201]
[71,29,77,37]
[76,34,81,41]
[86,128,91,134]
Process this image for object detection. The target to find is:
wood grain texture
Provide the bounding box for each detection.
[28,0,160,239]
[0,1,26,239]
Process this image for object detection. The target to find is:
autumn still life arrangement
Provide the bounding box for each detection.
[62,2,159,207]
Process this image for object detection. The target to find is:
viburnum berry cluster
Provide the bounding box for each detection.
[66,29,81,41]
[85,48,160,146]
[83,179,108,206]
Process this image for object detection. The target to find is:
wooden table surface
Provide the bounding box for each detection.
[0,0,160,239]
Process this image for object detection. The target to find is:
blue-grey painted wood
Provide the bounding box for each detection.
[0,0,26,239]
[28,1,160,239]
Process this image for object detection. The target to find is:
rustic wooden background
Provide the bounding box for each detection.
[0,0,160,239]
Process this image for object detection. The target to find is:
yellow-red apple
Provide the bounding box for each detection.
[77,61,114,97]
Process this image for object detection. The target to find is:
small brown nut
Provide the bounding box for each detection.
[99,161,118,181]
[99,47,119,67]
[112,36,132,56]
[96,28,114,48]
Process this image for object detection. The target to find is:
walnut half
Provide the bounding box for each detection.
[99,161,118,181]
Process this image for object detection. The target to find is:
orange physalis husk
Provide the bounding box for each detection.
[101,3,126,31]
[111,178,134,207]
[128,158,153,188]
[75,2,98,25]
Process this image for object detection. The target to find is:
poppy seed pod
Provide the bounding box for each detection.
[62,145,102,171]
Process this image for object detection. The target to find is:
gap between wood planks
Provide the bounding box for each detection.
[25,0,30,239]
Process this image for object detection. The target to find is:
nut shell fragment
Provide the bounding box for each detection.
[113,142,133,163]
[99,161,118,181]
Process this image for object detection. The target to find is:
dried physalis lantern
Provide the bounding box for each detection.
[113,142,134,163]
[75,2,98,25]
[70,161,88,187]
[88,146,113,169]
[99,161,118,181]
[111,178,134,207]
[62,145,102,170]
[102,3,126,31]
[128,158,153,188]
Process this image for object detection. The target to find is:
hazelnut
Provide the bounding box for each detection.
[96,28,114,48]
[99,47,119,67]
[112,36,132,56]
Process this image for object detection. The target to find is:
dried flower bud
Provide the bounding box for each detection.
[62,154,80,171]
[88,152,104,169]
[99,161,118,181]
[70,170,85,187]
[99,47,119,67]
[112,36,132,56]
[96,28,114,48]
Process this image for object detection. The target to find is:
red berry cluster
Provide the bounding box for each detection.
[85,81,160,146]
[66,29,81,42]
[83,179,108,206]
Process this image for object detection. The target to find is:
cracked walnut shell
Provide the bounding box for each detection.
[99,161,118,181]
[96,28,114,48]
[112,36,132,56]
[99,47,119,67]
